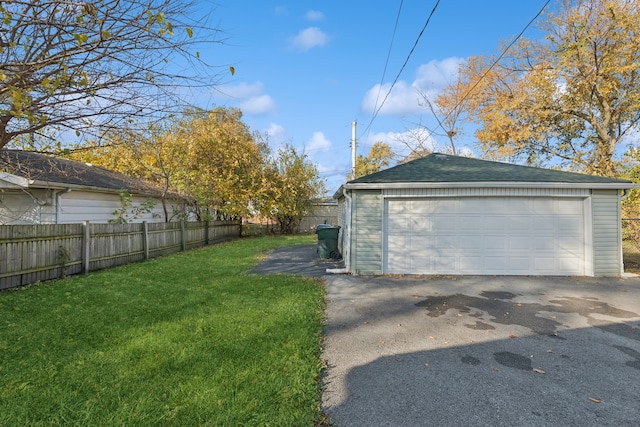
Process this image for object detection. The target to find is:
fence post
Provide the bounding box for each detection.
[82,221,90,274]
[205,220,210,245]
[180,220,186,251]
[142,221,149,260]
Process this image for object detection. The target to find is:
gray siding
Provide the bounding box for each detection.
[352,190,382,275]
[336,196,346,255]
[592,190,622,276]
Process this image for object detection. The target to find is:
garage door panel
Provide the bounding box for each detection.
[557,257,583,273]
[483,216,506,230]
[459,256,483,272]
[433,199,460,213]
[557,217,582,233]
[385,197,585,275]
[409,199,437,214]
[509,257,530,271]
[533,216,556,231]
[387,201,410,214]
[436,235,458,249]
[459,236,485,249]
[433,257,455,270]
[558,199,583,213]
[387,216,409,230]
[409,236,431,249]
[533,237,554,250]
[408,216,432,232]
[509,236,531,250]
[534,257,556,271]
[485,257,507,271]
[433,215,457,229]
[459,216,484,230]
[485,236,506,250]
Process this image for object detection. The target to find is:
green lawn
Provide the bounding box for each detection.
[0,235,326,426]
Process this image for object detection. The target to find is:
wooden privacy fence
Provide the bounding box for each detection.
[0,220,240,290]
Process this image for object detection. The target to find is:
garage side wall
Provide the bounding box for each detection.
[352,190,383,275]
[591,189,622,276]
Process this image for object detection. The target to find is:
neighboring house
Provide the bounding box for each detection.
[0,150,190,225]
[334,153,637,277]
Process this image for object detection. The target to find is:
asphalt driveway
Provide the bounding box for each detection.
[253,245,640,426]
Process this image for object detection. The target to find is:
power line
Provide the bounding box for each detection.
[442,0,551,124]
[372,0,404,117]
[361,0,442,139]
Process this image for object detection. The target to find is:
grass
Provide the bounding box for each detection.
[0,235,326,426]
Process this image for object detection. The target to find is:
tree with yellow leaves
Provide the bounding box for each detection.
[354,142,395,178]
[438,0,640,176]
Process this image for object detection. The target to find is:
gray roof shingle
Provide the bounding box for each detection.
[1,150,176,197]
[348,153,632,184]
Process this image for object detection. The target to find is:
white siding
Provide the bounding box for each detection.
[592,190,622,276]
[58,191,167,224]
[0,189,56,225]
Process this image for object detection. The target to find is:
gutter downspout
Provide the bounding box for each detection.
[327,188,352,274]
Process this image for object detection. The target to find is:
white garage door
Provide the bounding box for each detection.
[384,197,586,275]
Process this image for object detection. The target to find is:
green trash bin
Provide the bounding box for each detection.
[315,224,341,259]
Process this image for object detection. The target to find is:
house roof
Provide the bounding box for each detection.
[0,150,175,197]
[351,153,633,184]
[336,153,635,196]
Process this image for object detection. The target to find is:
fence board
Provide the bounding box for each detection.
[0,221,240,290]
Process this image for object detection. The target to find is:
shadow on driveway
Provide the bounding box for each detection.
[249,243,344,277]
[321,275,640,427]
[252,245,640,426]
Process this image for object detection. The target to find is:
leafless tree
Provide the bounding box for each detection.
[0,0,226,151]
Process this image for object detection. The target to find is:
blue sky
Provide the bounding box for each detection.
[195,1,553,194]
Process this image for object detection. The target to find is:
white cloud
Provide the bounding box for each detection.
[265,123,286,140]
[360,57,464,117]
[290,27,328,52]
[414,57,464,90]
[274,6,287,15]
[221,82,264,99]
[361,81,423,116]
[215,81,277,116]
[306,131,332,153]
[366,128,437,157]
[239,94,277,115]
[305,10,324,21]
[262,123,289,148]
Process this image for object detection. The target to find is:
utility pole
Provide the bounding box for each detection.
[351,120,357,180]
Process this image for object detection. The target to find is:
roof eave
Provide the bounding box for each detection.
[344,181,638,190]
[0,172,33,188]
[28,179,166,198]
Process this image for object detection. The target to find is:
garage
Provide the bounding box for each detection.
[384,196,587,275]
[335,153,636,277]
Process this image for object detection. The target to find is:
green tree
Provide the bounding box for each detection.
[354,142,395,178]
[0,0,223,150]
[437,0,640,176]
[263,145,325,234]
